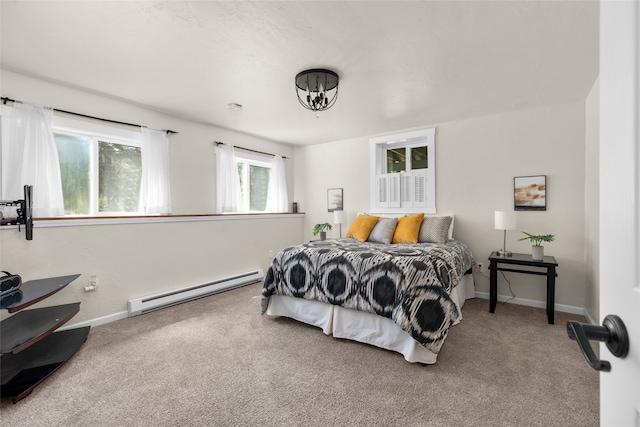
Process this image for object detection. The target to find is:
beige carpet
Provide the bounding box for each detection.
[1,282,598,426]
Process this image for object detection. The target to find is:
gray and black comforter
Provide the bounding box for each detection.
[261,238,474,354]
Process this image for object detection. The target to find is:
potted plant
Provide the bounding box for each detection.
[312,223,333,240]
[518,231,555,260]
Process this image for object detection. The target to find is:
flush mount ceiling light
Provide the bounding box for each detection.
[295,69,339,114]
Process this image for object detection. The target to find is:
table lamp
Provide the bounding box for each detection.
[334,210,346,238]
[495,211,516,257]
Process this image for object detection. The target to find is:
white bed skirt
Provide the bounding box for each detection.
[265,274,475,364]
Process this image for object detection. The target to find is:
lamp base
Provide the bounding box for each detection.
[496,250,513,257]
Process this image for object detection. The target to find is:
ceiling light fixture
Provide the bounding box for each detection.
[295,69,339,116]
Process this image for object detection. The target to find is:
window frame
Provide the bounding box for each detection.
[369,128,436,214]
[234,150,273,213]
[52,116,144,216]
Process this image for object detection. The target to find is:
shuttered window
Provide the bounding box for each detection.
[370,128,436,214]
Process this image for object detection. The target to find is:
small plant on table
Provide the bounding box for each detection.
[312,223,333,240]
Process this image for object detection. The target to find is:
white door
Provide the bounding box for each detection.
[600,1,640,425]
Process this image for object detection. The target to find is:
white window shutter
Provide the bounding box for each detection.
[388,173,401,207]
[376,174,389,207]
[401,172,413,208]
[412,170,427,208]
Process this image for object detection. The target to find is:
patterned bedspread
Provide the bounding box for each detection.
[261,239,474,354]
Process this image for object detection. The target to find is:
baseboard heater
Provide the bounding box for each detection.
[127,269,264,317]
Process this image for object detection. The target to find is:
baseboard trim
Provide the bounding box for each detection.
[582,309,596,325]
[57,294,592,331]
[474,291,585,316]
[59,310,129,331]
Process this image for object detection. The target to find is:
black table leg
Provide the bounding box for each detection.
[489,259,497,313]
[547,266,556,324]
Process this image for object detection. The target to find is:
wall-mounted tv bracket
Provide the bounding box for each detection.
[0,185,33,240]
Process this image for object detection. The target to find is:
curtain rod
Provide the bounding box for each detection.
[1,97,178,134]
[214,141,288,159]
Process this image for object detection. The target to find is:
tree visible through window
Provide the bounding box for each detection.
[98,142,141,212]
[54,133,142,215]
[55,134,91,215]
[236,156,271,212]
[249,164,270,211]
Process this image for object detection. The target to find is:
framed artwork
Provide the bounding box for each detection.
[514,175,546,211]
[327,188,343,212]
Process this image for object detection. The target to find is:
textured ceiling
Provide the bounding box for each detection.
[0,1,599,145]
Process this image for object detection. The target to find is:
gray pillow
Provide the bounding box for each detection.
[418,216,453,244]
[367,217,398,244]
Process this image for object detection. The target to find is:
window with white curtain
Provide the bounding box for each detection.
[52,117,145,215]
[53,134,140,215]
[215,145,288,214]
[1,107,172,216]
[236,150,288,213]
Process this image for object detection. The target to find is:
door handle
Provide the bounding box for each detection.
[567,315,629,372]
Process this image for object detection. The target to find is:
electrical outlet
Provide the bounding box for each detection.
[84,274,99,292]
[475,262,484,273]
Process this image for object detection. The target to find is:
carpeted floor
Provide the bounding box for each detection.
[0,282,599,426]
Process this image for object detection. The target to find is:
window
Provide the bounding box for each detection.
[216,145,288,214]
[54,133,142,215]
[235,153,272,212]
[370,128,436,214]
[1,106,170,217]
[53,116,144,216]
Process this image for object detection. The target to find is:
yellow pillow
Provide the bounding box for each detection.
[392,213,425,244]
[346,214,380,242]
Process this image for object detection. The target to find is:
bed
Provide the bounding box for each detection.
[261,214,475,364]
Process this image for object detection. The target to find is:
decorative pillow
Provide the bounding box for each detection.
[367,217,398,244]
[392,213,425,244]
[419,215,453,244]
[346,214,380,242]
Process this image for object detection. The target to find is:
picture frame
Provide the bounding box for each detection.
[514,175,546,211]
[327,188,343,212]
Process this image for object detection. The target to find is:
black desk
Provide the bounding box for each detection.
[488,252,559,324]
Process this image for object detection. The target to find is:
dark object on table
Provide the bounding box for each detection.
[0,272,21,296]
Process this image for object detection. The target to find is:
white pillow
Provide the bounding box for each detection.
[367,217,398,244]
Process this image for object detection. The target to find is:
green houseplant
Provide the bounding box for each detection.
[312,223,333,240]
[519,232,555,260]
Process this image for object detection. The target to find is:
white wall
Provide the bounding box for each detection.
[0,70,304,324]
[295,102,588,308]
[0,217,303,324]
[584,76,600,322]
[1,70,296,214]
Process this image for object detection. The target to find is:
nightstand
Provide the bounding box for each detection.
[488,252,559,324]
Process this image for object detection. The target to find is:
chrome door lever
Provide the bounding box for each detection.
[567,315,629,372]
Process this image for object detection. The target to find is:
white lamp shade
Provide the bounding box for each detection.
[333,210,346,224]
[495,211,516,230]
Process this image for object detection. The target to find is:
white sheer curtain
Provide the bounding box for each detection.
[140,127,172,214]
[3,102,64,217]
[266,155,288,212]
[215,143,244,213]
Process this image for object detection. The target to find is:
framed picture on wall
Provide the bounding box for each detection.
[327,188,343,212]
[514,175,546,211]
